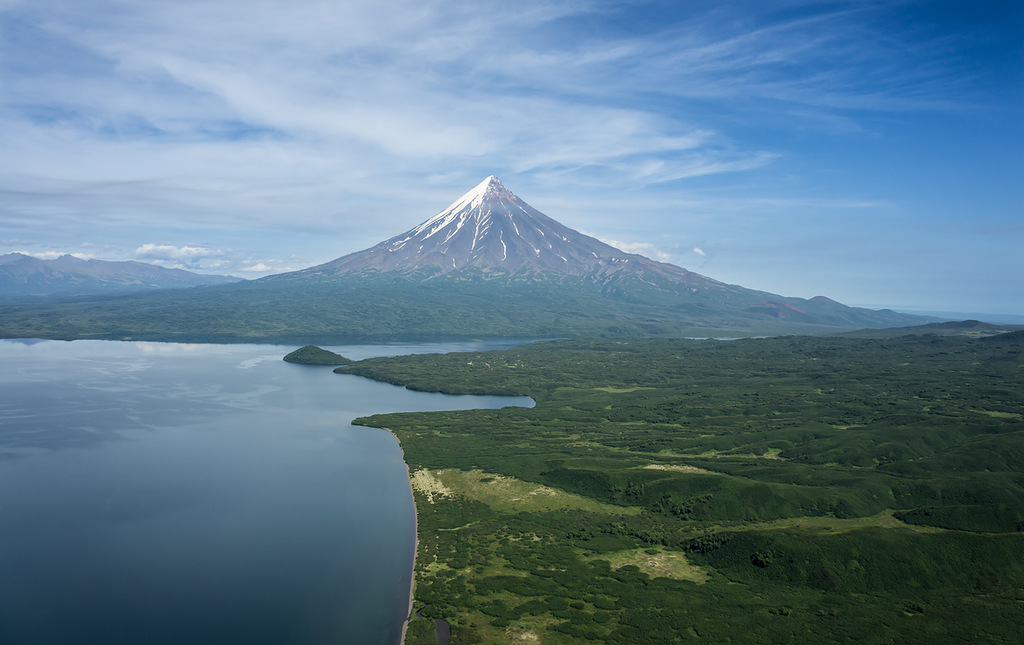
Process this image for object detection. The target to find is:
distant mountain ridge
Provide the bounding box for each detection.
[0,253,243,297]
[841,319,1023,339]
[0,177,937,342]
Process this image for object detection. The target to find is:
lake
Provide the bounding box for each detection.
[0,339,533,645]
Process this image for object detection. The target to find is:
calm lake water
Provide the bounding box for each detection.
[0,339,532,645]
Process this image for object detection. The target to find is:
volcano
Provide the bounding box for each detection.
[0,177,935,343]
[304,176,670,277]
[277,176,736,300]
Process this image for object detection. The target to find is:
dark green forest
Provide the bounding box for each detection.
[0,266,932,343]
[282,344,352,365]
[338,332,1024,643]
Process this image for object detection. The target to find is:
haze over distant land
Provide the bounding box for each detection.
[851,306,1024,327]
[0,177,939,342]
[0,253,242,296]
[1,1,1020,316]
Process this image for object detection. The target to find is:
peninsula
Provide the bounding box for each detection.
[339,331,1024,643]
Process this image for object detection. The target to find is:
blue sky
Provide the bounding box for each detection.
[1,0,1021,317]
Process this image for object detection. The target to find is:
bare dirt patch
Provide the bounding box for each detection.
[417,468,639,515]
[410,469,453,503]
[600,547,709,584]
[643,463,720,475]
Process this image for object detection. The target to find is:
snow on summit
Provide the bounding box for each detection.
[450,175,510,210]
[413,175,519,237]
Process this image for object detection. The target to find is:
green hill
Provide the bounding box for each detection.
[282,345,352,365]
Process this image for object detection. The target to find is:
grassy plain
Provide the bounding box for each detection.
[342,333,1024,644]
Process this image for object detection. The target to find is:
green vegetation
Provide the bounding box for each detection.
[0,269,935,343]
[282,345,352,365]
[840,319,1022,339]
[341,332,1024,643]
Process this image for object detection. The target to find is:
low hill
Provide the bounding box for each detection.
[0,253,242,297]
[839,319,1022,339]
[283,345,352,365]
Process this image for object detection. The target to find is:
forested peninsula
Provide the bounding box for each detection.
[336,332,1024,644]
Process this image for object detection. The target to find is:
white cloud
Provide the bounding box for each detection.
[6,0,930,248]
[19,250,95,260]
[240,263,274,272]
[134,244,220,261]
[133,244,231,271]
[598,238,673,263]
[0,0,775,192]
[693,247,709,258]
[239,261,294,274]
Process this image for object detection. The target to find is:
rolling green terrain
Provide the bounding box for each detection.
[0,267,932,343]
[338,332,1024,643]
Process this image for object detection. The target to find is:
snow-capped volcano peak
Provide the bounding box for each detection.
[439,176,498,215]
[305,176,704,285]
[464,175,510,203]
[409,175,520,240]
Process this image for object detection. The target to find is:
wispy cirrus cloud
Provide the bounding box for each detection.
[2,0,975,208]
[0,1,780,184]
[1,0,1018,304]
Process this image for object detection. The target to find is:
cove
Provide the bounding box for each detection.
[0,339,532,645]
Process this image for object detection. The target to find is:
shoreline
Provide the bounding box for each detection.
[384,427,417,645]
